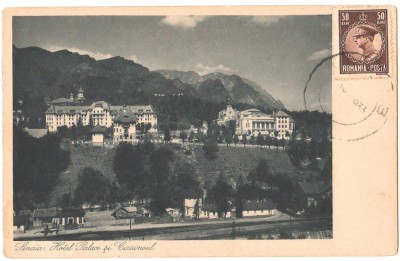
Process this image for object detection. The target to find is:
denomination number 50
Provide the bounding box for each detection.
[341,13,349,21]
[377,12,385,20]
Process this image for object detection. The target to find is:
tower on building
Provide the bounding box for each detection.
[227,97,233,113]
[77,87,85,100]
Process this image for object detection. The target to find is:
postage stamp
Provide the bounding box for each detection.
[339,9,388,74]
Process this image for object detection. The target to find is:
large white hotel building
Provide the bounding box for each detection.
[45,89,157,137]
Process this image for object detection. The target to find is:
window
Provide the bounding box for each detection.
[307,197,317,207]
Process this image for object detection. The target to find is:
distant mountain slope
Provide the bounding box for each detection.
[156,70,285,110]
[13,46,184,106]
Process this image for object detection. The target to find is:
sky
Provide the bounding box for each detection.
[13,15,332,112]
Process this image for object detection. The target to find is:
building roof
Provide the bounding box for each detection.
[111,105,156,114]
[48,97,73,104]
[273,110,289,117]
[89,101,111,111]
[298,181,331,195]
[33,207,58,218]
[111,206,138,217]
[243,200,276,211]
[33,208,85,218]
[91,125,107,134]
[23,128,47,138]
[45,105,90,114]
[113,106,137,123]
[45,102,156,115]
[55,209,85,218]
[202,203,218,212]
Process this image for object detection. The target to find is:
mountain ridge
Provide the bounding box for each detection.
[156,70,285,110]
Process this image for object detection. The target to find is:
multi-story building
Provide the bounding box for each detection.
[113,105,137,143]
[45,100,157,134]
[217,101,295,139]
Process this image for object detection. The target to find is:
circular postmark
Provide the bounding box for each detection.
[304,52,392,142]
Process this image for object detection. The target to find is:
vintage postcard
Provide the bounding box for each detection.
[2,6,397,257]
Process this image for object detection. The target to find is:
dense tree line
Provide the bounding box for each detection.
[111,142,203,215]
[13,128,71,210]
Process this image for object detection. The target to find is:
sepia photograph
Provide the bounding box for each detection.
[11,14,334,241]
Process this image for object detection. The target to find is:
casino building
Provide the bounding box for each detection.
[217,101,294,139]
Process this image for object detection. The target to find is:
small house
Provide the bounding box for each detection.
[32,207,57,227]
[242,200,276,217]
[13,215,30,233]
[183,198,201,219]
[32,208,85,228]
[165,208,182,222]
[52,209,85,228]
[200,203,232,219]
[111,206,138,219]
[137,206,153,218]
[297,181,332,211]
[91,125,106,145]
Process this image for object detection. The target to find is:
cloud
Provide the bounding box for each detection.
[196,63,233,75]
[160,16,206,30]
[251,16,284,26]
[126,54,141,64]
[43,45,113,60]
[307,49,331,61]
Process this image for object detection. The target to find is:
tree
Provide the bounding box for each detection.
[248,158,271,184]
[280,138,286,150]
[213,173,233,218]
[227,120,236,135]
[241,135,247,147]
[250,135,256,145]
[256,133,264,147]
[202,133,219,160]
[225,133,233,147]
[144,123,152,134]
[273,138,280,149]
[233,135,239,146]
[74,167,112,207]
[217,134,224,144]
[147,147,175,215]
[265,135,272,149]
[113,142,146,198]
[164,128,171,143]
[179,131,188,143]
[169,162,203,211]
[188,131,195,142]
[13,129,71,210]
[193,199,200,220]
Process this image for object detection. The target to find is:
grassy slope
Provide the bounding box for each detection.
[49,144,295,205]
[190,145,295,184]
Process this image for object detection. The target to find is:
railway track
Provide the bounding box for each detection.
[15,218,332,241]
